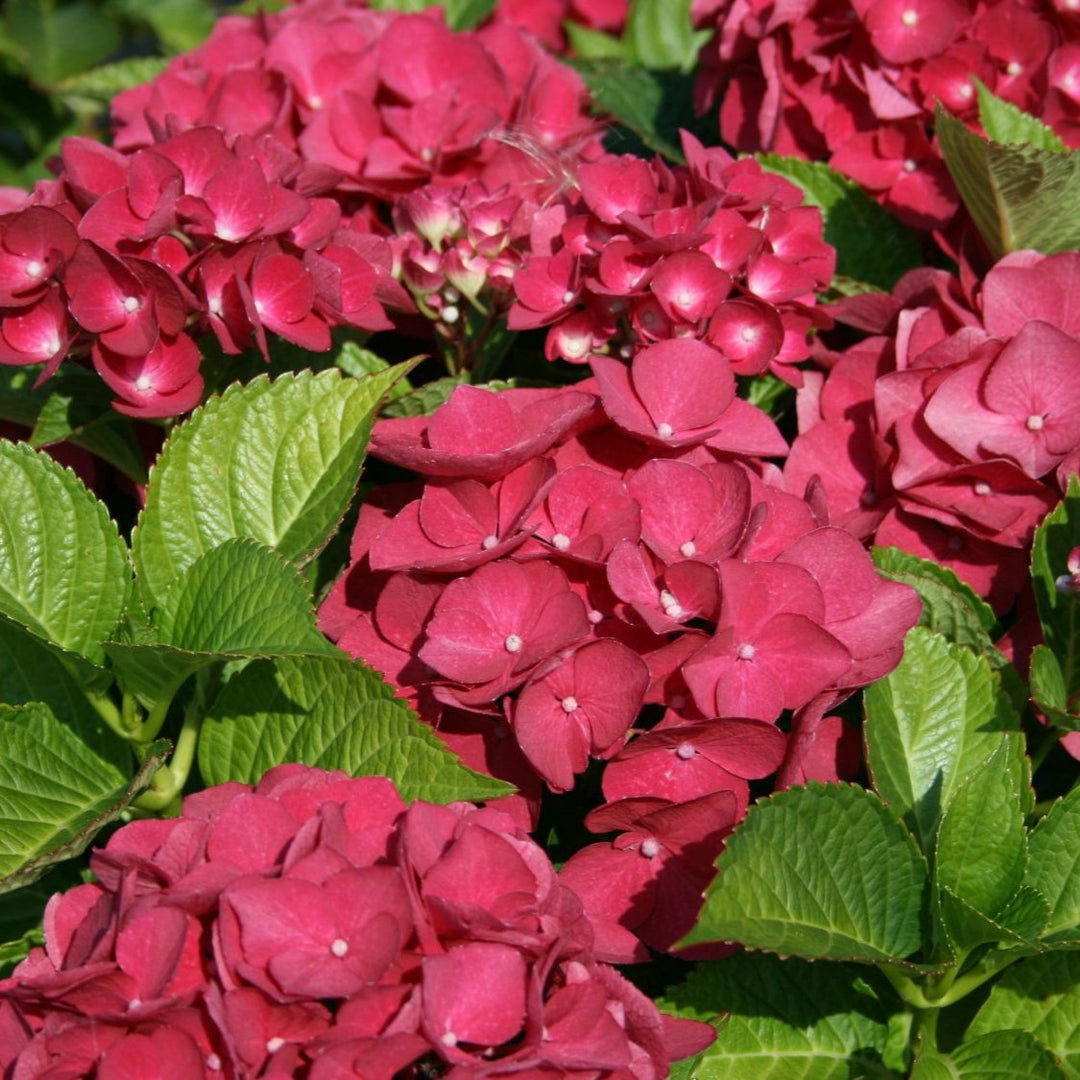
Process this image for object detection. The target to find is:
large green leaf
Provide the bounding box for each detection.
[757,156,923,290]
[198,654,513,804]
[0,440,130,665]
[1031,477,1080,703]
[968,952,1080,1073]
[936,106,1080,259]
[864,627,1020,858]
[112,0,214,50]
[0,703,166,895]
[55,56,171,100]
[132,366,410,606]
[1029,645,1080,733]
[1026,786,1080,943]
[937,885,1048,957]
[935,740,1028,922]
[681,783,927,962]
[661,952,901,1080]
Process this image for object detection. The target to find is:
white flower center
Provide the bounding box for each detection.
[902,158,918,173]
[441,1031,459,1047]
[676,742,696,760]
[587,608,604,624]
[24,260,43,279]
[737,643,756,661]
[421,147,435,163]
[481,534,499,550]
[973,481,992,496]
[562,290,576,304]
[122,295,140,313]
[1006,61,1023,77]
[308,94,323,109]
[206,1055,222,1071]
[135,375,153,393]
[679,541,697,558]
[656,422,674,440]
[1026,413,1045,431]
[640,837,661,858]
[958,82,974,100]
[505,633,523,653]
[330,938,349,958]
[552,532,571,551]
[900,8,918,26]
[740,324,759,342]
[254,299,266,316]
[441,304,460,325]
[561,696,579,713]
[659,589,683,618]
[266,1037,286,1053]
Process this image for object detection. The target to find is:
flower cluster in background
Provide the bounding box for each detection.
[787,249,1080,612]
[691,0,1080,232]
[0,765,713,1077]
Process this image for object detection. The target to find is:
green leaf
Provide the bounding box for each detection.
[197,654,513,804]
[923,1029,1068,1079]
[380,373,468,419]
[0,365,47,428]
[113,0,214,50]
[681,783,927,962]
[0,440,130,665]
[1026,786,1080,942]
[334,341,413,402]
[156,539,338,657]
[936,106,1080,259]
[107,540,337,708]
[936,884,1048,956]
[132,366,411,607]
[872,547,997,654]
[935,740,1028,921]
[661,952,901,1079]
[5,0,120,85]
[54,55,171,100]
[1031,477,1080,702]
[756,155,923,290]
[969,952,1080,1073]
[625,0,709,72]
[1029,645,1080,732]
[864,627,1020,858]
[564,22,627,60]
[976,79,1068,154]
[0,616,124,767]
[568,60,699,162]
[0,703,164,894]
[441,0,495,30]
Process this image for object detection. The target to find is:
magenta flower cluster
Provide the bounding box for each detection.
[0,765,714,1077]
[690,0,1080,230]
[320,333,922,954]
[0,1,600,416]
[786,249,1080,613]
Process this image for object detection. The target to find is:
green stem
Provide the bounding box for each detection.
[84,689,127,739]
[132,706,203,814]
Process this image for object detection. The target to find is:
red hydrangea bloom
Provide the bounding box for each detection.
[0,766,713,1078]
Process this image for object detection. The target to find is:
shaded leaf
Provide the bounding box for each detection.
[922,1029,1068,1079]
[661,952,901,1080]
[1026,786,1080,943]
[5,0,120,85]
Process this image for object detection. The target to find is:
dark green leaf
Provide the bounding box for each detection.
[969,952,1080,1073]
[925,1029,1068,1079]
[661,952,902,1079]
[380,373,467,418]
[1030,645,1080,732]
[1026,786,1080,943]
[6,0,120,85]
[113,0,214,51]
[55,56,171,101]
